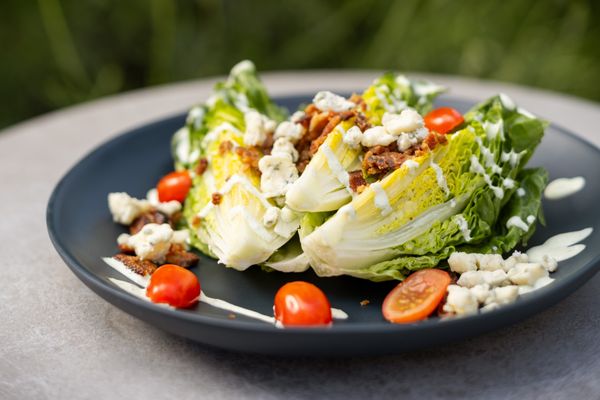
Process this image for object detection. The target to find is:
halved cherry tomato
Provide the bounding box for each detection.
[382,269,451,323]
[157,171,192,203]
[274,281,332,327]
[146,264,200,308]
[424,107,464,134]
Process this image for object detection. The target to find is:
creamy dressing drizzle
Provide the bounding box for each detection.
[544,177,586,200]
[106,276,349,324]
[470,156,504,199]
[321,143,353,196]
[506,215,535,232]
[454,214,472,242]
[430,161,450,196]
[526,227,593,262]
[371,182,393,216]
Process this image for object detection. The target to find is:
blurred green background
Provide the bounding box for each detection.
[2,0,599,130]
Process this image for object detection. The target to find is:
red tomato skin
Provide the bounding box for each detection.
[424,107,464,134]
[146,264,200,308]
[274,281,332,327]
[157,171,192,203]
[382,269,452,324]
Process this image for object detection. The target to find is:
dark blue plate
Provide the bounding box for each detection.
[47,95,600,356]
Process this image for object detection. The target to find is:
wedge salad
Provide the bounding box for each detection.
[105,60,560,325]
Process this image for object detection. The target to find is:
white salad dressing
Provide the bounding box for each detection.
[201,122,243,148]
[527,228,593,262]
[544,177,586,200]
[454,214,472,242]
[506,215,535,232]
[321,143,353,196]
[107,276,349,324]
[430,161,450,196]
[371,182,393,216]
[470,156,504,199]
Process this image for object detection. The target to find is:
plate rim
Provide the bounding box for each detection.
[46,94,600,337]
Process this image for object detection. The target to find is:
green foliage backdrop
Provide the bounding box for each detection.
[1,0,599,129]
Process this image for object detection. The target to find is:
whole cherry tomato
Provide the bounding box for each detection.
[157,171,192,203]
[146,264,200,308]
[424,107,464,134]
[274,281,332,327]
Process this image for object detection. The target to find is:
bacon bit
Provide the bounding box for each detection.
[360,299,370,306]
[113,254,157,276]
[170,211,183,226]
[219,140,234,155]
[308,112,331,140]
[422,131,448,151]
[129,210,169,235]
[191,215,202,228]
[211,193,223,205]
[235,146,261,170]
[322,114,342,136]
[363,150,408,177]
[349,170,367,193]
[195,158,209,175]
[227,313,237,319]
[118,243,135,254]
[165,244,199,268]
[354,113,371,132]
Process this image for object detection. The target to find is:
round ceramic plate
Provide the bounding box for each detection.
[47,95,600,356]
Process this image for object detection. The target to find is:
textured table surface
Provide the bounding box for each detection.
[1,71,599,400]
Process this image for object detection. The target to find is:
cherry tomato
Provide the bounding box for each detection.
[382,269,451,323]
[146,264,200,308]
[424,107,464,134]
[157,171,192,203]
[274,281,332,327]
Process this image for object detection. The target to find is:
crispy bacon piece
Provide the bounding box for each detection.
[219,140,234,155]
[363,149,408,177]
[195,158,209,175]
[165,244,200,268]
[422,131,448,151]
[129,211,169,235]
[348,170,367,193]
[113,254,157,276]
[211,193,223,205]
[235,146,262,171]
[354,113,371,132]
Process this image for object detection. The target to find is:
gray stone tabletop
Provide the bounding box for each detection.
[1,71,599,400]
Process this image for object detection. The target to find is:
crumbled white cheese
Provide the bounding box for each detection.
[108,192,153,225]
[470,283,492,304]
[127,223,174,263]
[443,285,478,316]
[382,109,424,135]
[448,252,478,273]
[262,206,280,228]
[117,233,131,247]
[343,126,363,149]
[490,285,519,305]
[361,126,396,147]
[290,111,306,123]
[457,269,508,288]
[507,262,549,286]
[258,153,299,198]
[272,137,299,162]
[243,110,276,147]
[446,249,558,316]
[146,188,182,216]
[274,121,304,144]
[313,91,355,113]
